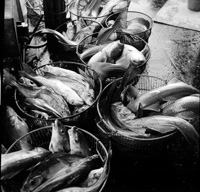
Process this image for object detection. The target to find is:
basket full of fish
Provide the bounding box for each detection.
[1,119,111,192]
[55,18,104,53]
[3,62,102,129]
[96,70,199,154]
[76,33,150,84]
[105,11,153,43]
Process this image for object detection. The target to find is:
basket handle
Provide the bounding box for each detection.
[96,119,116,139]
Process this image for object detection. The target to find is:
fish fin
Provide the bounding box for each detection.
[143,102,161,112]
[96,9,127,45]
[128,85,140,99]
[136,103,144,118]
[167,77,183,84]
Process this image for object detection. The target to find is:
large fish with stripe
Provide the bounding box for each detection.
[127,78,200,113]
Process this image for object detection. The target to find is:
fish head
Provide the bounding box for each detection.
[126,50,146,66]
[49,120,71,153]
[18,77,38,87]
[68,126,91,156]
[21,175,43,192]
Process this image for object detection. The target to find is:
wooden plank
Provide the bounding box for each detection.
[154,0,200,31]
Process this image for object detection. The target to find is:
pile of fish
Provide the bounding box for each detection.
[107,77,199,150]
[79,40,147,81]
[1,119,111,192]
[3,65,96,120]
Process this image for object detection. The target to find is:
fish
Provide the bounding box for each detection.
[127,78,200,113]
[49,120,71,153]
[120,19,149,36]
[96,9,127,45]
[111,101,137,127]
[112,0,130,13]
[81,0,101,17]
[29,110,49,120]
[88,40,124,65]
[101,40,124,62]
[111,102,147,137]
[18,77,38,87]
[1,147,50,180]
[19,71,84,106]
[66,21,76,40]
[32,154,100,192]
[161,94,200,120]
[87,50,108,64]
[79,44,107,62]
[73,26,94,44]
[15,82,71,117]
[116,44,146,66]
[36,65,87,85]
[21,152,84,192]
[73,105,90,114]
[68,126,92,157]
[96,0,127,26]
[90,0,102,17]
[120,84,140,104]
[24,98,63,118]
[3,106,32,151]
[36,28,78,46]
[78,167,104,187]
[55,148,112,192]
[111,113,199,150]
[42,72,95,106]
[69,0,81,21]
[88,62,126,81]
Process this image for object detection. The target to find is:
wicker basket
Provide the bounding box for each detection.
[3,126,111,192]
[96,75,179,155]
[105,11,153,43]
[14,62,102,130]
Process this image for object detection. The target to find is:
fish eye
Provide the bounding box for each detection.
[30,179,35,185]
[60,128,66,134]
